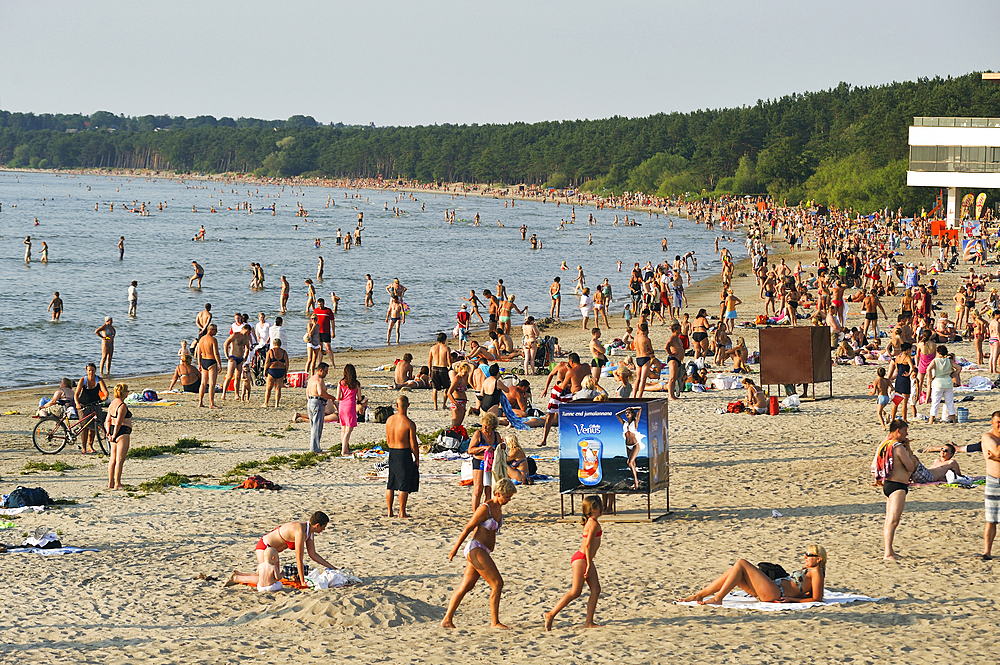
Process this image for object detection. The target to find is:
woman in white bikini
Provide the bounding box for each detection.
[442,478,517,629]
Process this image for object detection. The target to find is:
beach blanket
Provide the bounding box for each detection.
[239,578,308,591]
[181,483,238,490]
[955,376,993,392]
[0,506,45,516]
[677,590,882,611]
[910,475,985,488]
[4,546,98,555]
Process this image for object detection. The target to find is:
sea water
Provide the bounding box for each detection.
[0,170,739,389]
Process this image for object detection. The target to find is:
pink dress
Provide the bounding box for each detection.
[338,382,358,428]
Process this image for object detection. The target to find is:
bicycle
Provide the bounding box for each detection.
[32,408,109,455]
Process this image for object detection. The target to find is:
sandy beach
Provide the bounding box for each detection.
[1,239,998,664]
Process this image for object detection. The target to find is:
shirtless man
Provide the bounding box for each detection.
[428,333,452,410]
[664,322,686,400]
[564,353,592,395]
[881,420,916,561]
[280,276,290,313]
[483,290,500,334]
[306,363,335,453]
[48,292,63,322]
[861,290,887,339]
[196,303,213,340]
[980,411,1000,560]
[365,274,374,307]
[831,281,847,326]
[385,395,419,518]
[589,328,607,384]
[549,277,562,320]
[394,353,414,389]
[222,324,251,401]
[197,324,222,409]
[189,261,205,288]
[632,323,655,399]
[386,297,404,344]
[540,360,572,447]
[95,317,116,374]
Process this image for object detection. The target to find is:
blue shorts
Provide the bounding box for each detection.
[877,395,890,406]
[725,311,737,319]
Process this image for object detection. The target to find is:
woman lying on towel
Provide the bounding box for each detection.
[225,511,336,588]
[678,544,826,605]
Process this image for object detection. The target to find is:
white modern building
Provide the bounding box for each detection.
[906,73,1000,227]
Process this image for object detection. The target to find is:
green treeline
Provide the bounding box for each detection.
[1,73,998,214]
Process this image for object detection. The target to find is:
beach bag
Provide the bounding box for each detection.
[373,406,394,424]
[726,401,745,414]
[460,459,474,486]
[433,428,465,453]
[755,314,768,325]
[5,486,51,508]
[757,562,788,581]
[142,389,158,402]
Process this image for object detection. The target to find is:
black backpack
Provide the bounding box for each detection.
[373,406,394,424]
[757,562,788,581]
[6,486,51,509]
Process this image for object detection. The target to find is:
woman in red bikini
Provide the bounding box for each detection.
[544,495,603,630]
[225,512,335,588]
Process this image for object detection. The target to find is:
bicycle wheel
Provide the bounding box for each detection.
[33,419,70,454]
[93,422,110,455]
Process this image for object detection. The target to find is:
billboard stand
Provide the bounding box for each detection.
[557,398,671,523]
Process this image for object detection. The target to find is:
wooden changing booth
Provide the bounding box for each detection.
[759,326,833,400]
[557,398,670,522]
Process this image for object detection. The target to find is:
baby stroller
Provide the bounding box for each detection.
[534,336,557,372]
[249,346,268,386]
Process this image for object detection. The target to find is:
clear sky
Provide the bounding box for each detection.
[1,0,996,127]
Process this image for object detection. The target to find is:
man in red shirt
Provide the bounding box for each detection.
[313,298,336,368]
[456,304,471,352]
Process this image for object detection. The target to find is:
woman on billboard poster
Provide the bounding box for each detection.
[616,407,643,490]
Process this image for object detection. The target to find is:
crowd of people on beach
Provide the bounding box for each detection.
[16,170,1000,630]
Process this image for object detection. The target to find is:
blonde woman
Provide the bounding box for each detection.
[304,313,321,374]
[442,478,517,629]
[504,435,533,485]
[104,383,133,489]
[447,362,472,428]
[678,544,826,605]
[468,412,503,511]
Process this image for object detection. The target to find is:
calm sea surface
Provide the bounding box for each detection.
[0,171,740,389]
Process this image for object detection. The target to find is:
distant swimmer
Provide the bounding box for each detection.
[365,274,374,308]
[40,242,48,263]
[189,261,205,288]
[662,238,667,252]
[520,224,527,240]
[317,256,324,281]
[560,261,568,270]
[280,276,290,313]
[48,291,63,321]
[23,236,31,263]
[119,236,125,260]
[96,316,116,374]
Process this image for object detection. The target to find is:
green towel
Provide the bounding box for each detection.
[180,483,237,490]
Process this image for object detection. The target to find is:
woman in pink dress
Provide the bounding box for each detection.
[337,364,360,455]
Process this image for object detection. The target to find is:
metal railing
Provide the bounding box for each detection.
[908,159,1000,173]
[913,117,1000,128]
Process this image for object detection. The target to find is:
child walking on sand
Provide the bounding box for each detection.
[870,367,892,430]
[544,495,603,630]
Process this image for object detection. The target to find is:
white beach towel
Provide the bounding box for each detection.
[4,546,98,555]
[677,590,882,611]
[0,506,45,516]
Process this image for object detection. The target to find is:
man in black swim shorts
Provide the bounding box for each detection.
[428,332,452,411]
[880,420,916,562]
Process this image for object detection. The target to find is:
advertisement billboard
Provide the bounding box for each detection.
[558,399,669,495]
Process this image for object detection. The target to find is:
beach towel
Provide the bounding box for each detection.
[909,475,985,488]
[180,483,238,490]
[240,578,308,591]
[4,546,98,555]
[677,590,882,611]
[499,393,531,431]
[870,436,894,487]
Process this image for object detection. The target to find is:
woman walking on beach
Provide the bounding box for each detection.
[678,545,826,605]
[337,364,360,455]
[544,495,603,630]
[888,342,915,423]
[305,313,321,374]
[441,478,517,629]
[104,383,133,489]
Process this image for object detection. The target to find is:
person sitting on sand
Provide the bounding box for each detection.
[393,353,414,389]
[167,355,201,394]
[503,435,535,484]
[739,377,767,414]
[924,443,965,480]
[226,511,335,588]
[255,546,283,593]
[678,545,826,605]
[399,365,430,389]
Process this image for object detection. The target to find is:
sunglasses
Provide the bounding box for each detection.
[804,552,818,557]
